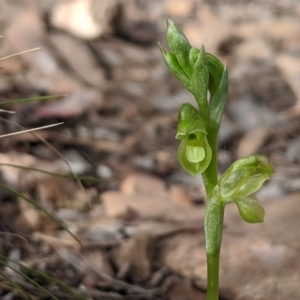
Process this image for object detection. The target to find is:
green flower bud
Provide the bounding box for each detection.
[190,47,209,118]
[167,19,191,77]
[158,43,191,91]
[206,53,224,97]
[176,103,212,176]
[236,196,265,223]
[219,155,275,202]
[189,49,224,97]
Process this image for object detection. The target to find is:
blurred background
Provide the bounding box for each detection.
[0,0,299,299]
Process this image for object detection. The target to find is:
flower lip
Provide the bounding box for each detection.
[175,103,212,176]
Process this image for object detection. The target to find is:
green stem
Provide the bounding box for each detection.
[202,129,218,196]
[202,127,223,300]
[205,199,224,300]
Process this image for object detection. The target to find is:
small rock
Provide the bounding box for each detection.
[49,32,105,88]
[3,3,81,94]
[97,164,113,179]
[50,0,120,39]
[120,173,168,197]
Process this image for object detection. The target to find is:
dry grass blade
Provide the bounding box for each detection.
[0,260,59,300]
[0,47,41,61]
[0,271,34,300]
[0,95,62,106]
[0,255,86,300]
[0,163,101,183]
[0,182,81,244]
[0,123,64,139]
[0,114,91,207]
[0,109,15,114]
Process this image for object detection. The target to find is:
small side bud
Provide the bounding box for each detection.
[158,42,190,90]
[236,197,265,223]
[219,155,275,201]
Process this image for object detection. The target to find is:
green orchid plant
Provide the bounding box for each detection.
[160,20,275,300]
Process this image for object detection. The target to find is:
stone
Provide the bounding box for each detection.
[120,173,168,197]
[49,32,105,88]
[3,4,82,94]
[50,0,120,39]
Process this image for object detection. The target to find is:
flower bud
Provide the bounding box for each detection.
[190,47,209,117]
[219,155,275,201]
[176,103,212,176]
[206,53,224,97]
[189,49,224,97]
[167,19,191,76]
[236,196,265,223]
[158,43,191,91]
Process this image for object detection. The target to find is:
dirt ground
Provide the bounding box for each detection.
[0,0,300,299]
